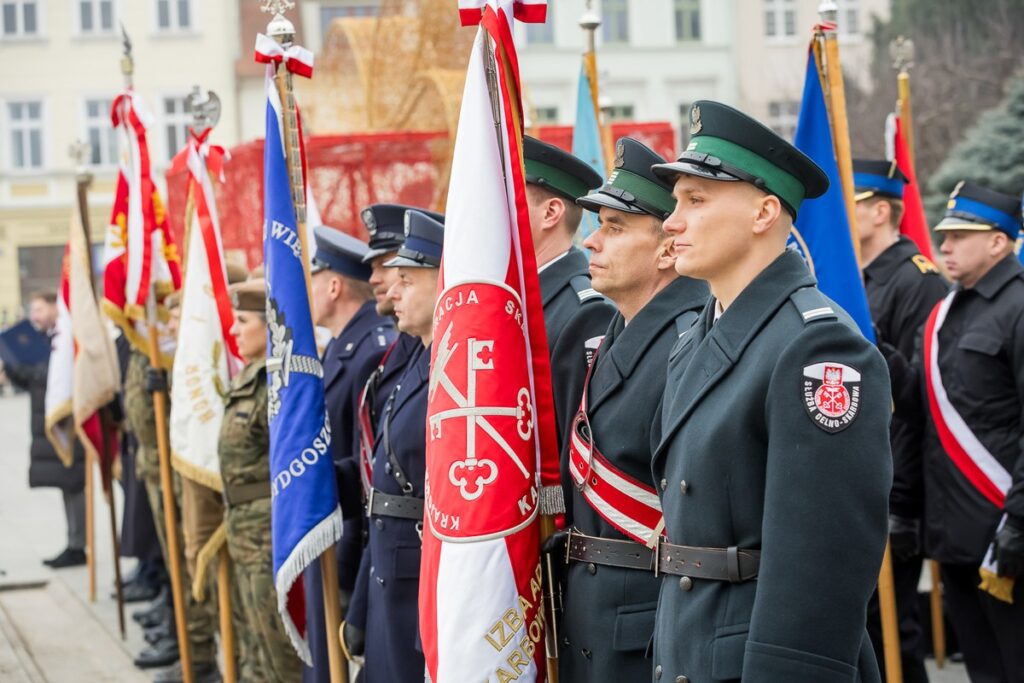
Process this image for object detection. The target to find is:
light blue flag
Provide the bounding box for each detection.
[263,74,342,664]
[572,63,605,242]
[792,53,876,342]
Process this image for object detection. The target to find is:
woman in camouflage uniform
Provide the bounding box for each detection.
[220,278,303,681]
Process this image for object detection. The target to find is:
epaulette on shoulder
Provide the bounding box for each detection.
[910,253,939,275]
[569,274,605,304]
[789,287,838,325]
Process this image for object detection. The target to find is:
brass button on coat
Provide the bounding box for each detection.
[679,576,693,591]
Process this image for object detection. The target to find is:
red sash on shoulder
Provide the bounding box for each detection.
[566,342,665,547]
[357,340,397,499]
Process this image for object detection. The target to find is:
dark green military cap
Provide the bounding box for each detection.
[577,138,676,219]
[523,136,603,202]
[652,100,829,218]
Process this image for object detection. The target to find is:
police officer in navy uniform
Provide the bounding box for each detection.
[522,136,615,457]
[886,182,1024,683]
[853,159,947,683]
[552,138,709,682]
[303,225,395,683]
[343,210,444,681]
[649,101,893,682]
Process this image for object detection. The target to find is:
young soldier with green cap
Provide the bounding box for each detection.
[886,182,1024,683]
[853,159,946,683]
[549,137,708,683]
[649,101,892,683]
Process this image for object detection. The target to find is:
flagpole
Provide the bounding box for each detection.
[71,140,127,636]
[480,28,561,683]
[263,5,346,682]
[892,34,947,671]
[120,25,195,683]
[814,3,861,266]
[579,1,613,174]
[217,547,237,683]
[85,424,96,602]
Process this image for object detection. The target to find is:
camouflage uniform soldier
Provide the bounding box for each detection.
[124,345,220,682]
[219,278,303,681]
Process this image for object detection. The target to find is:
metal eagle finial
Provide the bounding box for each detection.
[260,0,296,40]
[120,22,134,82]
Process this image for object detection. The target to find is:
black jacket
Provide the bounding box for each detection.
[864,236,948,518]
[6,352,85,492]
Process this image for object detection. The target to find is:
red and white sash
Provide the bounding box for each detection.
[567,346,665,547]
[357,340,398,499]
[923,291,1012,509]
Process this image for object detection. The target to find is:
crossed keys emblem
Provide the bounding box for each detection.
[429,321,533,501]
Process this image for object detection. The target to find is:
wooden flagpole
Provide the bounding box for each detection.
[579,1,613,175]
[120,24,195,683]
[85,443,96,601]
[892,34,946,669]
[264,4,346,681]
[218,547,237,683]
[817,4,902,681]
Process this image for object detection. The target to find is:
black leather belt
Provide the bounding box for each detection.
[222,480,272,508]
[566,530,759,582]
[567,530,655,571]
[367,488,424,521]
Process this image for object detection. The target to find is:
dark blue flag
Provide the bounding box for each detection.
[262,69,342,664]
[792,53,876,342]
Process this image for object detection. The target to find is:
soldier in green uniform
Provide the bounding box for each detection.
[219,278,303,682]
[124,306,220,681]
[648,101,893,682]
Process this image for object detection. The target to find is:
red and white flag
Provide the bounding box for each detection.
[169,129,242,490]
[886,113,935,261]
[44,248,75,466]
[419,2,561,681]
[102,91,182,364]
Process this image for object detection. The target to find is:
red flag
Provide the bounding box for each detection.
[420,1,558,681]
[889,115,935,260]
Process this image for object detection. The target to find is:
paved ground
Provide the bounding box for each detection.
[0,391,971,681]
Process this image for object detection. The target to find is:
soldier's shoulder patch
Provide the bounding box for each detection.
[910,254,939,275]
[802,362,862,433]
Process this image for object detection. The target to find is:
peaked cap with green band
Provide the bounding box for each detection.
[577,137,676,219]
[523,135,603,202]
[651,100,829,218]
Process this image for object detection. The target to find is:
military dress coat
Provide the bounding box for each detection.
[650,251,892,683]
[305,301,394,683]
[347,342,430,682]
[560,276,708,683]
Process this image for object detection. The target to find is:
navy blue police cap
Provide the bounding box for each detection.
[384,210,445,268]
[361,203,445,262]
[523,136,603,202]
[853,159,908,201]
[651,100,828,219]
[577,138,676,219]
[310,226,372,280]
[934,181,1023,238]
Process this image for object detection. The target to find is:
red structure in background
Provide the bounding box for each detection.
[165,122,676,268]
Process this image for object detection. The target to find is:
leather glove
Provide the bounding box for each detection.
[888,515,920,563]
[340,620,365,661]
[144,367,168,393]
[995,518,1024,579]
[541,529,569,558]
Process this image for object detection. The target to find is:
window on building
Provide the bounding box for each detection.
[533,106,558,124]
[320,4,379,39]
[163,96,191,161]
[78,0,114,34]
[8,100,44,170]
[837,0,859,35]
[677,102,692,149]
[525,2,554,44]
[768,100,800,141]
[764,0,796,38]
[84,98,117,167]
[674,0,701,42]
[155,0,191,32]
[602,104,634,122]
[601,0,628,44]
[1,0,39,37]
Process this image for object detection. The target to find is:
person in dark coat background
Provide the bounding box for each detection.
[3,290,86,568]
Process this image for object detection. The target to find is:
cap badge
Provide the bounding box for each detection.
[689,105,702,136]
[362,208,376,233]
[614,141,625,168]
[404,212,412,236]
[948,180,964,210]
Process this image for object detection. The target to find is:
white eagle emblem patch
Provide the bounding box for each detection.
[802,362,861,433]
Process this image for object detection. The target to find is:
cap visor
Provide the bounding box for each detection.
[382,255,433,268]
[576,192,645,215]
[310,262,329,274]
[934,217,994,232]
[651,161,741,184]
[362,246,394,263]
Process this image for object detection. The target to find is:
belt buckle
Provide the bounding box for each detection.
[653,536,661,578]
[564,528,574,565]
[416,521,423,542]
[366,488,375,518]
